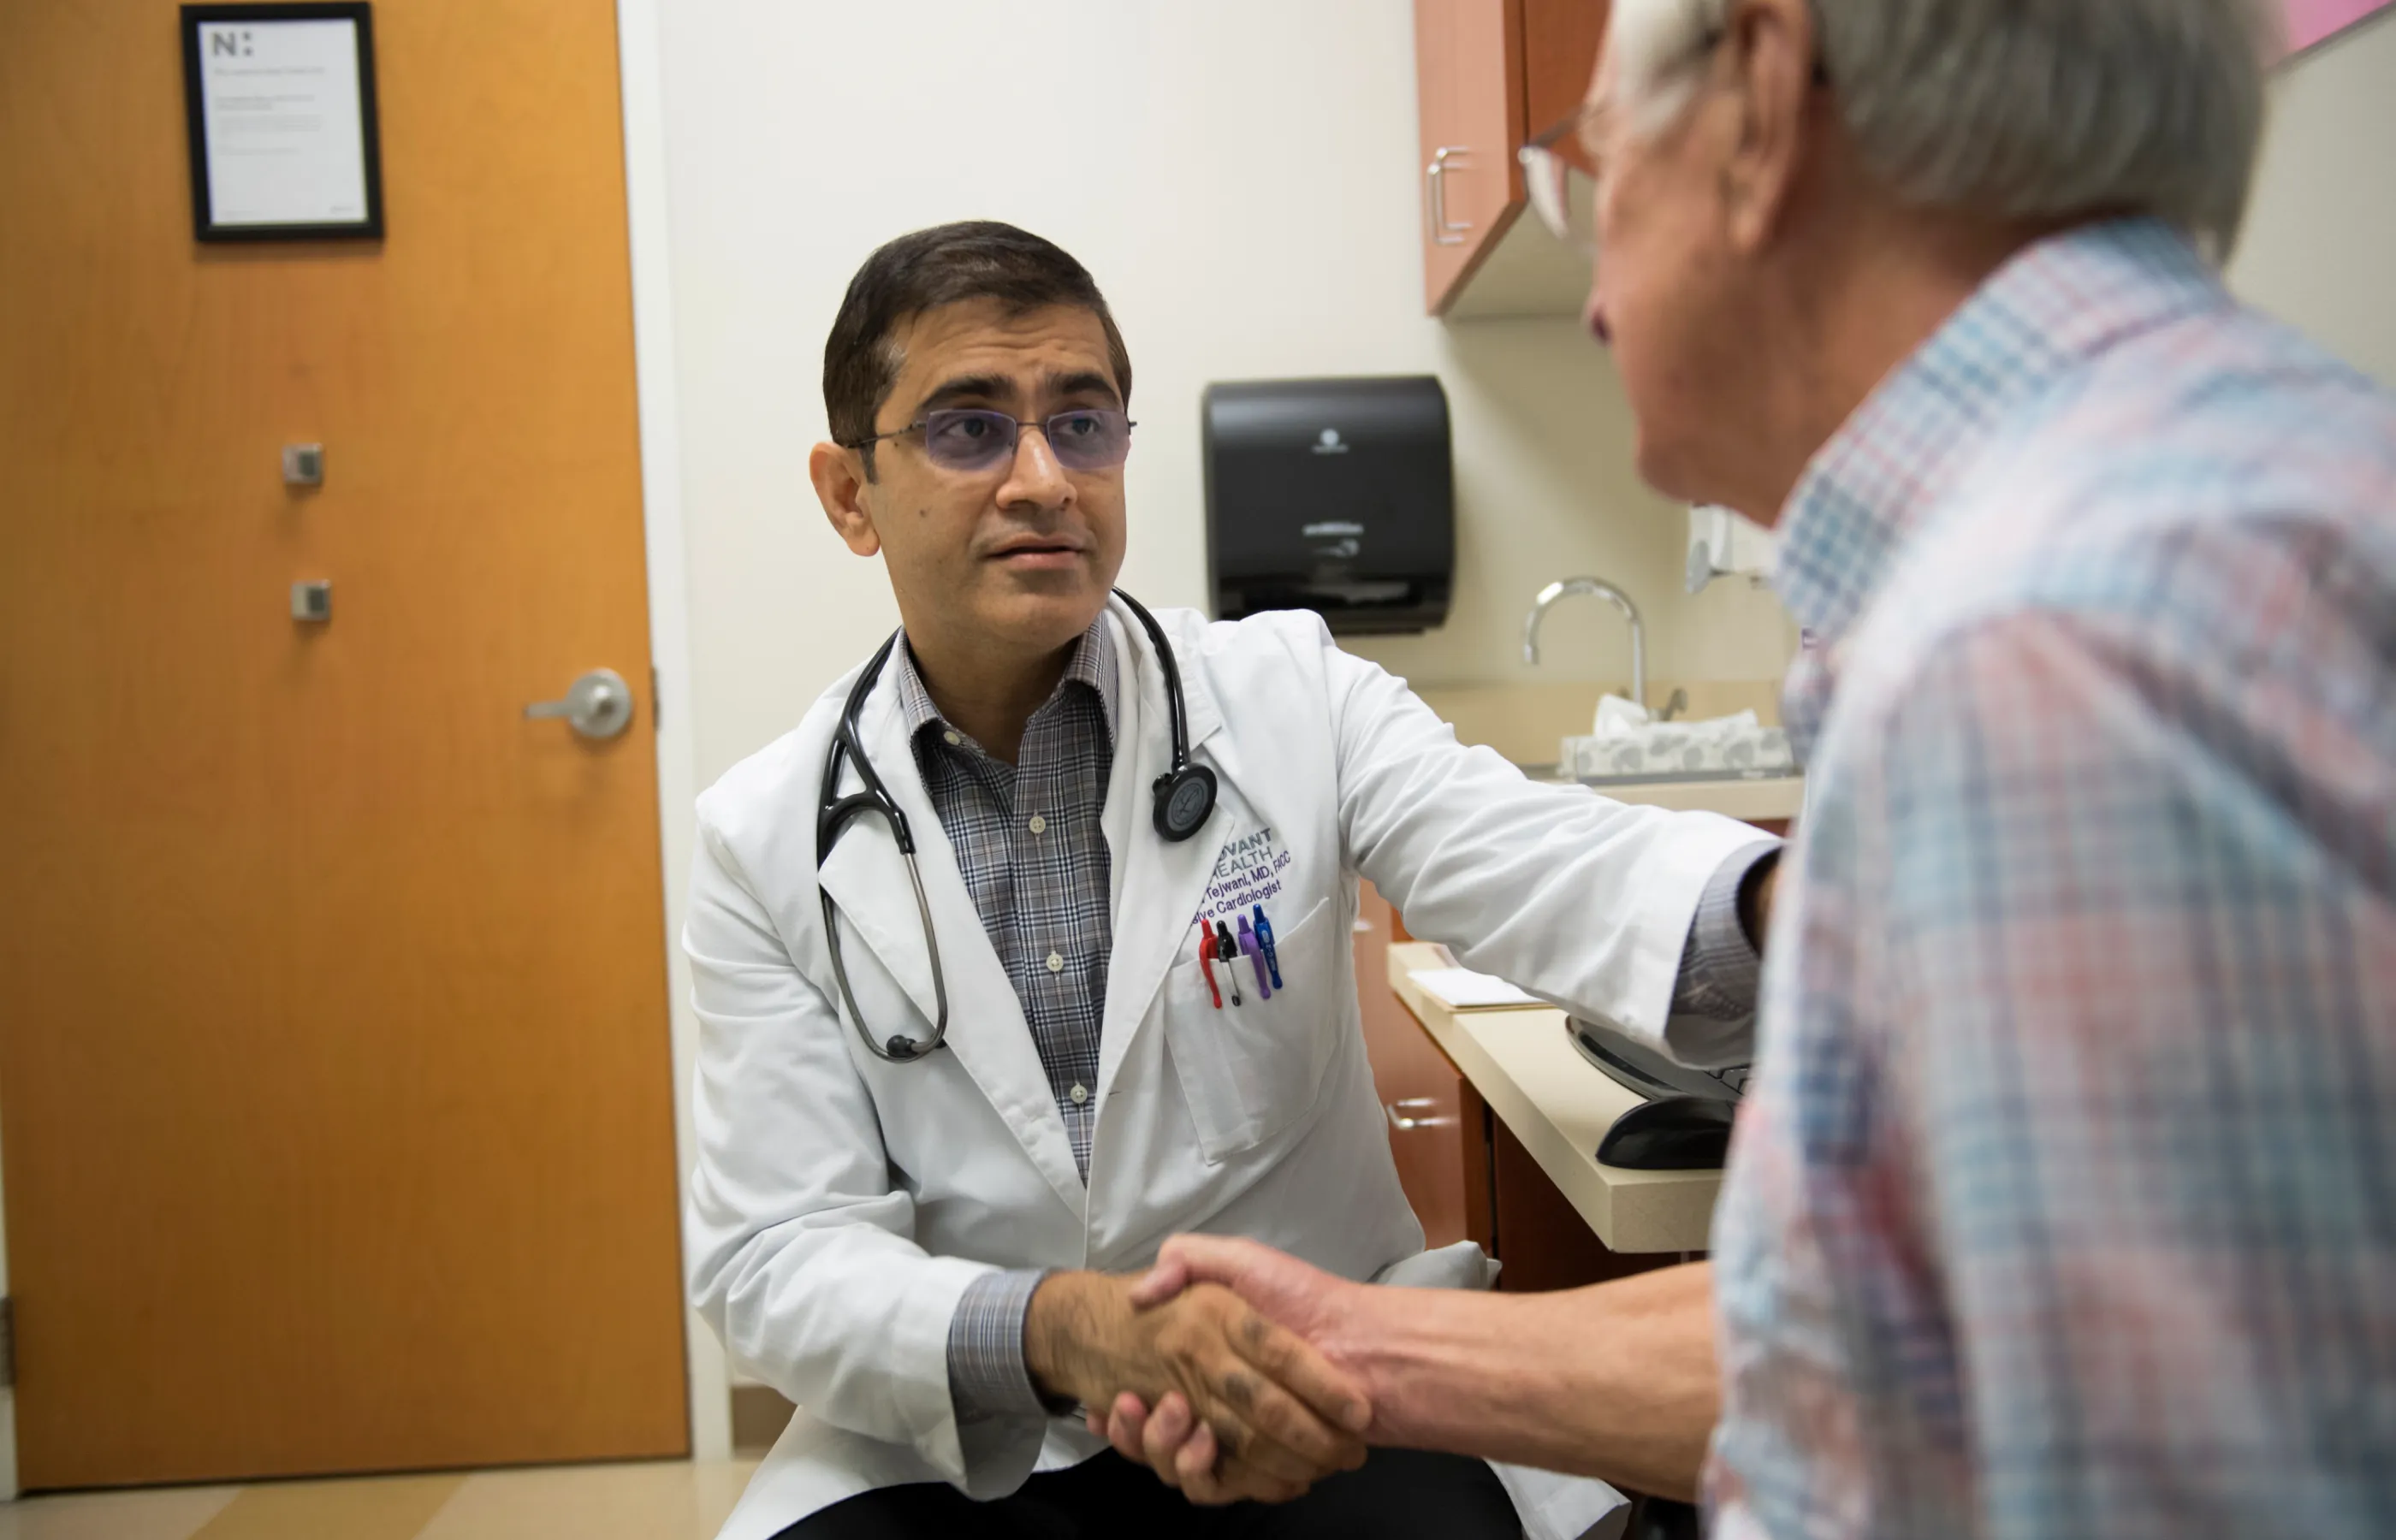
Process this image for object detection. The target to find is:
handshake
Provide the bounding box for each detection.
[1024,1237,1376,1505]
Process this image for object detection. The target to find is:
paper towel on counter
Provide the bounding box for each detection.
[1563,695,1794,779]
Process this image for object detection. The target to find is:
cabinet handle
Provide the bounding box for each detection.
[1426,145,1472,246]
[1387,1097,1455,1131]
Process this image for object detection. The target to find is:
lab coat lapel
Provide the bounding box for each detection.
[814,671,1089,1220]
[1098,602,1230,1094]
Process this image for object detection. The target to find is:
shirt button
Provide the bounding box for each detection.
[1069,1083,1089,1105]
[1028,814,1047,835]
[1046,951,1065,974]
[943,730,962,746]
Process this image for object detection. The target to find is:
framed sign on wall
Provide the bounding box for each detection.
[181,3,383,241]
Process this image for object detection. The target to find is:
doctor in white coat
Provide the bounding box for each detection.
[685,222,1780,1540]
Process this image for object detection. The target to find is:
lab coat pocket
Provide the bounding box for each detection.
[1159,896,1334,1164]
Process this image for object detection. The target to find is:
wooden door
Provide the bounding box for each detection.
[1414,0,1526,313]
[0,0,687,1490]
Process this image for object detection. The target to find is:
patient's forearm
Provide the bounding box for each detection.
[1339,1261,1718,1501]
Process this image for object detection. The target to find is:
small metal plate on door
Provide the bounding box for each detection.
[282,443,325,485]
[291,580,332,622]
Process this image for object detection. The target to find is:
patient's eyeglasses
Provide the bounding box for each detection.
[1518,109,1602,258]
[846,408,1136,473]
[1518,25,1830,261]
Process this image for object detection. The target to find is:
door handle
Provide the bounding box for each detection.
[525,667,635,740]
[1426,145,1472,246]
[1386,1097,1455,1131]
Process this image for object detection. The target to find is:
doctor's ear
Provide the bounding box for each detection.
[810,440,882,557]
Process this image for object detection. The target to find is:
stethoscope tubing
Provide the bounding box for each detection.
[815,591,1196,1063]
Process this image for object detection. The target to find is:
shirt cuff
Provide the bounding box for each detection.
[1670,839,1780,1024]
[946,1267,1053,1424]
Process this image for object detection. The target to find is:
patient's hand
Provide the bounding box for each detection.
[1024,1270,1369,1504]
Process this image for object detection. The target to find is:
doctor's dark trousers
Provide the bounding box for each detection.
[773,1448,1521,1539]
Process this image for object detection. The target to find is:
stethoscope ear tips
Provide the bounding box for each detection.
[1152,764,1218,843]
[886,1035,921,1058]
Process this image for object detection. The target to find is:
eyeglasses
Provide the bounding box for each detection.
[1518,109,1601,257]
[846,408,1136,473]
[1518,24,1829,258]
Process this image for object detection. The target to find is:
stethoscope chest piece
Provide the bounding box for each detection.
[1152,763,1218,842]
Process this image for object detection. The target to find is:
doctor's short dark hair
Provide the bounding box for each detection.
[823,220,1134,480]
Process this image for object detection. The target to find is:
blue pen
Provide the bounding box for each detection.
[1252,903,1282,989]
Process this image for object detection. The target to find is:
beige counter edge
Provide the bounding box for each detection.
[1387,942,1720,1255]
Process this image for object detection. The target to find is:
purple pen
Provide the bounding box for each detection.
[1236,915,1272,999]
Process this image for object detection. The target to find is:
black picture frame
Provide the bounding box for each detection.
[181,2,384,242]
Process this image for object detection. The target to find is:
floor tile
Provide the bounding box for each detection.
[186,1473,463,1540]
[415,1460,759,1540]
[0,1486,239,1540]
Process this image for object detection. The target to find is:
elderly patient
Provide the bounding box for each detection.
[1115,1,2396,1537]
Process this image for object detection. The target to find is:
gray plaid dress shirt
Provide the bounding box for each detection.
[900,619,1777,1424]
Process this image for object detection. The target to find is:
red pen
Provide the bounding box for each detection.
[1197,918,1224,1009]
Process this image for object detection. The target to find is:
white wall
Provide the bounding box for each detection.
[653,0,1793,794]
[633,0,2394,1442]
[2232,11,2396,385]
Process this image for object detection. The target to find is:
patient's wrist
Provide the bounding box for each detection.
[1332,1282,1452,1448]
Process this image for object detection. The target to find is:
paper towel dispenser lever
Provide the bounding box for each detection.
[1203,376,1453,635]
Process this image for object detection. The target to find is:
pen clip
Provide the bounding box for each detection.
[1195,915,1222,1009]
[1214,920,1243,1006]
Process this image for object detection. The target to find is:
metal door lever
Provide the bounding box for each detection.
[525,667,634,740]
[1386,1098,1455,1131]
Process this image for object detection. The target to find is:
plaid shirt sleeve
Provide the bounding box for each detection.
[946,1267,1056,1424]
[1662,840,1781,1066]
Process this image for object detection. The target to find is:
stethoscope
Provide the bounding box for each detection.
[815,589,1218,1063]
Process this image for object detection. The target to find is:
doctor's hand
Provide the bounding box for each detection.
[1023,1270,1370,1505]
[1094,1236,1373,1496]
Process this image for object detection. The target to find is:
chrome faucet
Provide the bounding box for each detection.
[1522,577,1645,708]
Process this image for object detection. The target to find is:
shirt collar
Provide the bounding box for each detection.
[1772,217,2227,649]
[893,614,1120,751]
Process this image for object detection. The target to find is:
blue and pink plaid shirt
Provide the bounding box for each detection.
[1708,219,2396,1537]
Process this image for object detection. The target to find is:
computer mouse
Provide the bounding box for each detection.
[1597,1095,1736,1170]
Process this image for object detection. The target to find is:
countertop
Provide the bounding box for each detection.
[1387,941,1722,1255]
[1548,773,1803,820]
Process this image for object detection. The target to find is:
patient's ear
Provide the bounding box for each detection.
[810,441,881,557]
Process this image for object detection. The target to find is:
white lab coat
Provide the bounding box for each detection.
[685,601,1762,1540]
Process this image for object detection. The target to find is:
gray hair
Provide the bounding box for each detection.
[1610,0,2279,258]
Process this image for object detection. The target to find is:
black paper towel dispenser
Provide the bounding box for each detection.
[1203,376,1452,635]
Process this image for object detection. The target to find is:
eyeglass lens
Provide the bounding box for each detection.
[1520,145,1598,256]
[920,408,1134,472]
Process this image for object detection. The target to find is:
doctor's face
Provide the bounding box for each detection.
[818,299,1130,665]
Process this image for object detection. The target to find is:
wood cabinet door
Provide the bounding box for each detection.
[1414,0,1527,313]
[0,0,686,1488]
[1491,1117,1681,1292]
[1354,883,1480,1248]
[1521,0,1610,145]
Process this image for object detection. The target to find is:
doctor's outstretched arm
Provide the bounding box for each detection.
[1107,1236,1719,1502]
[1321,631,1776,1065]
